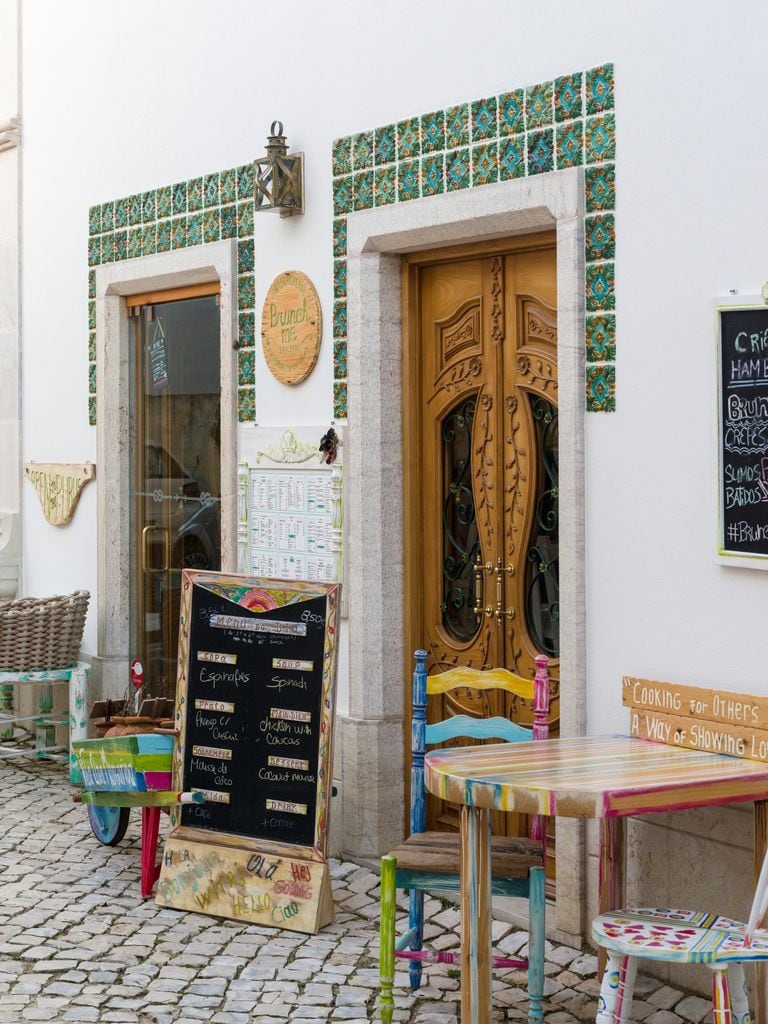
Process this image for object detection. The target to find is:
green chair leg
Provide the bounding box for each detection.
[379,855,397,1024]
[528,865,545,1024]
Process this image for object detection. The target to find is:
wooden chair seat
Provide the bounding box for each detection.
[389,830,542,877]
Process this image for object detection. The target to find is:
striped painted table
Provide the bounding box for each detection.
[424,735,768,1024]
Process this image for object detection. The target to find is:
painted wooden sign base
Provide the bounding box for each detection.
[155,834,334,934]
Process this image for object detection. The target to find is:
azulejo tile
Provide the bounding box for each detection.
[397,118,421,161]
[171,216,188,250]
[585,113,616,164]
[421,111,445,154]
[101,234,115,263]
[238,273,255,311]
[586,261,615,311]
[127,227,142,259]
[499,136,526,179]
[354,170,374,211]
[203,208,220,244]
[220,167,238,204]
[88,394,97,426]
[398,159,421,202]
[238,349,256,386]
[114,229,127,261]
[333,218,348,258]
[446,104,469,149]
[421,153,445,197]
[88,205,101,236]
[585,163,616,211]
[374,165,397,206]
[237,163,254,200]
[172,181,187,215]
[556,120,583,168]
[374,124,396,166]
[238,238,254,274]
[237,201,254,237]
[586,63,614,115]
[188,177,204,212]
[114,197,129,230]
[471,96,498,141]
[237,387,256,422]
[156,186,173,220]
[527,129,554,174]
[141,223,157,255]
[156,219,172,253]
[555,72,583,122]
[333,300,347,339]
[526,81,553,128]
[333,339,347,379]
[238,311,255,348]
[585,213,616,262]
[332,136,352,177]
[88,300,96,331]
[142,191,156,223]
[333,379,348,419]
[586,314,616,362]
[333,259,347,300]
[586,363,616,412]
[204,173,220,207]
[333,175,354,216]
[220,204,237,239]
[499,89,524,135]
[446,148,471,191]
[472,142,499,186]
[88,269,96,299]
[352,131,374,170]
[187,213,203,247]
[128,194,143,226]
[101,201,115,233]
[88,237,101,267]
[89,362,96,394]
[88,332,96,362]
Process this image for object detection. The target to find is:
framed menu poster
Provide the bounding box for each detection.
[156,570,340,933]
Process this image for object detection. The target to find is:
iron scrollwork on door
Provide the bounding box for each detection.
[525,395,559,657]
[440,395,481,643]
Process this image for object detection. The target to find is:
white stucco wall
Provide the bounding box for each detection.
[14,0,768,958]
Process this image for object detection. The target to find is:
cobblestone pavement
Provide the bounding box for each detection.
[0,760,713,1024]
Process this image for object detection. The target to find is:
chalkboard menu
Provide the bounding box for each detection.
[718,305,768,560]
[173,571,339,854]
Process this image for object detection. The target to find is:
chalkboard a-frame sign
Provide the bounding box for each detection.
[717,298,768,568]
[155,570,340,934]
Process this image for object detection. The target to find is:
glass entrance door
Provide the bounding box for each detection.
[129,288,221,698]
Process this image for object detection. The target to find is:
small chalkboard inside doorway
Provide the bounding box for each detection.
[717,299,768,566]
[155,570,340,934]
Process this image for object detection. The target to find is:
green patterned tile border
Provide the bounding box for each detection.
[87,161,258,425]
[331,62,616,416]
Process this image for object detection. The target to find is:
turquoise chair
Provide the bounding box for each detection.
[379,649,551,1024]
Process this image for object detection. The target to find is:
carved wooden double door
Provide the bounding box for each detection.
[404,235,560,854]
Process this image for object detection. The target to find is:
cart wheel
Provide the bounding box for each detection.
[87,804,130,846]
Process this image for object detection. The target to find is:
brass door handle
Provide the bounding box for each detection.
[141,525,170,573]
[473,552,494,622]
[494,557,515,623]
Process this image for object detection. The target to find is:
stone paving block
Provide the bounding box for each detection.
[650,985,686,1010]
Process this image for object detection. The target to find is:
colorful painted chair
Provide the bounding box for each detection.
[592,849,768,1024]
[379,649,551,1024]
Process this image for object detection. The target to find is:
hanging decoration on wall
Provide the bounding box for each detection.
[261,271,322,385]
[25,463,96,526]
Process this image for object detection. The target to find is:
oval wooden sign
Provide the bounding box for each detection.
[261,271,322,385]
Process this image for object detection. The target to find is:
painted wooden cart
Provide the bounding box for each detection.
[73,733,204,897]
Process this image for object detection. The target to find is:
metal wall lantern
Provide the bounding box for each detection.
[254,121,304,217]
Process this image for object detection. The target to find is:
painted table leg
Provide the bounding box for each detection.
[68,664,89,785]
[726,964,750,1024]
[754,800,768,1022]
[597,818,626,975]
[379,855,396,1024]
[710,966,733,1024]
[141,806,162,899]
[460,805,491,1024]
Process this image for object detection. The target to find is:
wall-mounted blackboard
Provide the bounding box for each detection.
[718,304,768,562]
[172,571,340,855]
